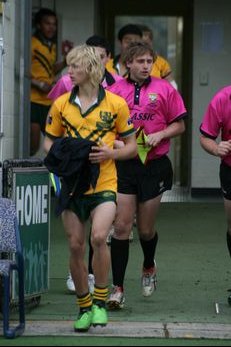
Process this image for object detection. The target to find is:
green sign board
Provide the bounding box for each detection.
[11,168,50,299]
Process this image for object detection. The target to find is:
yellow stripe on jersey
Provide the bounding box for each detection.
[34,49,53,77]
[45,86,135,194]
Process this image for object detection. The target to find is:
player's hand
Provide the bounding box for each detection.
[146,131,164,147]
[216,140,231,157]
[113,139,125,149]
[89,143,114,163]
[39,82,52,93]
[32,79,52,93]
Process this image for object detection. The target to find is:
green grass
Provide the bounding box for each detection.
[1,336,231,346]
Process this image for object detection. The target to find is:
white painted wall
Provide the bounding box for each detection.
[55,0,96,48]
[0,0,19,162]
[191,0,231,189]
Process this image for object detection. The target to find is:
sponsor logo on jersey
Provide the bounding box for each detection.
[148,93,158,103]
[96,111,113,130]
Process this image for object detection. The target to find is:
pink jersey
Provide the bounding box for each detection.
[48,74,72,101]
[108,76,187,160]
[48,71,123,101]
[200,85,231,167]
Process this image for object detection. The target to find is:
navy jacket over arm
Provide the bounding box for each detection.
[44,137,100,215]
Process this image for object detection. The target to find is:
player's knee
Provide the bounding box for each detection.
[114,220,132,238]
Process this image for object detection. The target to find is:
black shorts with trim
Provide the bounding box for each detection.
[31,102,50,133]
[220,162,231,200]
[117,155,173,202]
[68,190,117,222]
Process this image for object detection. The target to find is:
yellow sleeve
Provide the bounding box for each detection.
[157,56,172,78]
[151,55,172,79]
[45,100,64,138]
[106,59,116,74]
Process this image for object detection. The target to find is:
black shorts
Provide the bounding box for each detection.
[31,102,50,133]
[117,156,173,202]
[220,162,231,200]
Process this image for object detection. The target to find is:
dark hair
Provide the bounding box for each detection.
[34,8,57,25]
[136,24,153,40]
[117,24,142,42]
[122,41,156,64]
[86,35,111,56]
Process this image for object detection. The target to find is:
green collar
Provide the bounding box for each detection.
[69,85,105,117]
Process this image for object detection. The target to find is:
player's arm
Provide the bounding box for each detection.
[112,133,137,160]
[53,60,67,75]
[147,119,185,147]
[43,135,55,154]
[200,135,231,158]
[31,79,52,93]
[89,134,137,164]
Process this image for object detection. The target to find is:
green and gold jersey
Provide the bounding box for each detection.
[45,86,135,194]
[31,35,57,106]
[106,56,119,75]
[151,55,171,79]
[106,56,129,78]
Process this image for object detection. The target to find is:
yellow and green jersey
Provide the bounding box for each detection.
[45,85,135,194]
[151,55,171,79]
[106,55,129,77]
[106,57,118,75]
[31,35,57,106]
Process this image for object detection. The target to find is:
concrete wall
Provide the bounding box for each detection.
[191,0,231,189]
[0,0,19,162]
[55,0,96,47]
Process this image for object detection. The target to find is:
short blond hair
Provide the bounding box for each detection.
[66,44,104,87]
